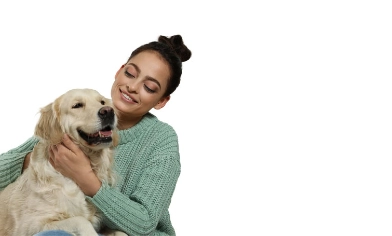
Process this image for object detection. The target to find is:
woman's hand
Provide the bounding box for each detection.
[49,134,102,197]
[23,152,31,172]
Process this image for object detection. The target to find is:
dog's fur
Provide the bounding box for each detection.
[0,88,125,236]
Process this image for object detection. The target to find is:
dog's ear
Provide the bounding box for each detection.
[34,98,63,145]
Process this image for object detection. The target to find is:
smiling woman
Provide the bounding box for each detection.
[111,50,173,130]
[0,35,192,236]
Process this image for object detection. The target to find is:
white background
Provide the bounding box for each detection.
[0,1,391,235]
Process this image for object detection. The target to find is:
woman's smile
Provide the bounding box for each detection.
[120,89,138,104]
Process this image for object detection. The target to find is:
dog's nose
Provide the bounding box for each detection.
[98,106,115,122]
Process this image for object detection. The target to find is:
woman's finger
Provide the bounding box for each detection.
[61,134,80,154]
[49,145,56,167]
[50,145,58,157]
[49,155,55,167]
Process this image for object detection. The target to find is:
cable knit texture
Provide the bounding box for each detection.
[0,113,181,236]
[0,136,39,189]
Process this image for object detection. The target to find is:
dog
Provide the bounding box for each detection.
[0,88,126,236]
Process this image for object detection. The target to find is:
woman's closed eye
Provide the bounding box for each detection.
[125,68,157,93]
[144,84,156,93]
[124,70,135,78]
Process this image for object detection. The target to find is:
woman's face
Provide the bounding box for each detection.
[111,50,171,123]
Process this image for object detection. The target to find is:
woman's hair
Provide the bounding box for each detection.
[127,35,192,97]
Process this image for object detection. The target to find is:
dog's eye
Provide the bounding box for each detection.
[101,100,105,105]
[72,103,84,109]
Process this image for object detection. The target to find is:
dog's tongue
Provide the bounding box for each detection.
[99,130,112,137]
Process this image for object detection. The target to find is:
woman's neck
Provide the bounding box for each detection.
[116,109,149,130]
[116,114,144,130]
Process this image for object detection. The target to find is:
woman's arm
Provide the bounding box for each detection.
[50,129,181,236]
[49,134,102,197]
[0,136,39,190]
[89,126,181,236]
[23,152,32,172]
[90,154,180,236]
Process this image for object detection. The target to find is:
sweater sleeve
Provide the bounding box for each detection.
[0,136,39,190]
[87,132,181,236]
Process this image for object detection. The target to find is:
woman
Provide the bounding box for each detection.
[0,34,192,236]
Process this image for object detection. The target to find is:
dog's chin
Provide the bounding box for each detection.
[77,126,114,147]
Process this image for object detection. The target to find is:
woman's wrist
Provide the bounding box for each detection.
[76,170,102,197]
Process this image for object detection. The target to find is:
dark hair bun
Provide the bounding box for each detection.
[158,35,192,62]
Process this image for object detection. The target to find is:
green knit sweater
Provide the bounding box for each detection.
[0,112,181,236]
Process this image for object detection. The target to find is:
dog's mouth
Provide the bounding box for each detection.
[77,126,114,146]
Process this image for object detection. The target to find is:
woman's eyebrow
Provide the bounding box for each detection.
[145,76,161,89]
[128,63,140,74]
[128,62,161,89]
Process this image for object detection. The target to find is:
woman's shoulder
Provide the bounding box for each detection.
[146,113,177,134]
[2,136,39,155]
[117,113,177,145]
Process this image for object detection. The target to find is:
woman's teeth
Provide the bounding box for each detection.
[122,92,132,101]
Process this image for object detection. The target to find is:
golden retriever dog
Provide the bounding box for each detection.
[0,88,126,236]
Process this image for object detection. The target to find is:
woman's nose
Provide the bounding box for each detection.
[126,82,140,93]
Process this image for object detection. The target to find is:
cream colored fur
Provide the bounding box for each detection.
[0,89,126,236]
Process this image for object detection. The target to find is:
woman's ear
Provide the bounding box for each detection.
[154,96,170,110]
[115,64,125,79]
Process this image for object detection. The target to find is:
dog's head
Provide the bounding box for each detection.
[34,88,119,151]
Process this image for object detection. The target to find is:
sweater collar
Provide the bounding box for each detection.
[117,112,157,145]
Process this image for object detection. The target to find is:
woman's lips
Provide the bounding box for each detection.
[120,90,138,104]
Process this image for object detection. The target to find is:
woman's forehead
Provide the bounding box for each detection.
[128,51,170,81]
